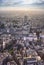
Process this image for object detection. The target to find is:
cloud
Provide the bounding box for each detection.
[0,0,44,7]
[0,0,22,6]
[22,0,44,5]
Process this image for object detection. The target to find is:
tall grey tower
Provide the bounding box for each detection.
[24,15,28,23]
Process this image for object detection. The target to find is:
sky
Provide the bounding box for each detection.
[0,0,44,9]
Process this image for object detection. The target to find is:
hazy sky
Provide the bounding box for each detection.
[0,0,44,9]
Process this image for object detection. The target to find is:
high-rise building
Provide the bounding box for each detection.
[24,16,28,23]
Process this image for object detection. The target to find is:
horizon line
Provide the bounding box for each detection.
[0,7,44,11]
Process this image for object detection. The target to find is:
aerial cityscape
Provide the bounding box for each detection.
[0,0,44,65]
